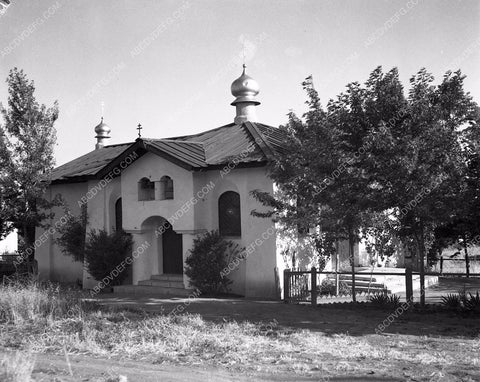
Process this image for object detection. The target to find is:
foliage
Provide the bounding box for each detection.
[369,293,401,308]
[55,204,88,262]
[440,291,480,313]
[318,278,350,296]
[84,229,133,286]
[0,68,59,249]
[252,66,478,305]
[441,293,462,309]
[184,230,242,295]
[464,292,480,313]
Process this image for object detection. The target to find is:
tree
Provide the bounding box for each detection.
[369,69,476,304]
[252,74,395,301]
[0,68,59,258]
[253,67,477,306]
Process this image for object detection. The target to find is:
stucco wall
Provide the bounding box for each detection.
[193,165,279,298]
[35,183,87,283]
[121,152,195,232]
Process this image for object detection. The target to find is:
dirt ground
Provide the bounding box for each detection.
[4,277,480,381]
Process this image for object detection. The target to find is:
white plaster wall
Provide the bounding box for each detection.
[35,183,86,283]
[83,177,122,289]
[193,166,278,299]
[121,153,195,232]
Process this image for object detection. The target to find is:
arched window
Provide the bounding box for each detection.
[160,176,174,200]
[115,198,122,231]
[138,177,155,201]
[218,191,241,237]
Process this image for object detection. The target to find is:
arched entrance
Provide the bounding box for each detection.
[162,221,183,274]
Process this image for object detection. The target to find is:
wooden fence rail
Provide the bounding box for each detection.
[284,268,480,306]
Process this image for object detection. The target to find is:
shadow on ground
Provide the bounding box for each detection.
[94,277,480,338]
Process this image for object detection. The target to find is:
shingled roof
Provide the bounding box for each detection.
[49,122,285,184]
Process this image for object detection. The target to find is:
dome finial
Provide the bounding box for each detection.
[230,65,260,124]
[94,116,111,150]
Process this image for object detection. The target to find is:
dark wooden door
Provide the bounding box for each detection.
[162,223,183,274]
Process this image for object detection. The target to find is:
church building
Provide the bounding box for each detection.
[35,66,286,299]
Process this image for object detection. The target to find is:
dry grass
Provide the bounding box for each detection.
[1,282,480,380]
[0,352,35,382]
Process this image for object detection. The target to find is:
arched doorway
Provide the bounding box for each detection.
[162,221,183,274]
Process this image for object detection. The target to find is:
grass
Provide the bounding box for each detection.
[1,281,480,381]
[0,352,35,382]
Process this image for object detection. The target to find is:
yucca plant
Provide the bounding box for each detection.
[440,293,462,309]
[369,292,401,308]
[464,292,480,313]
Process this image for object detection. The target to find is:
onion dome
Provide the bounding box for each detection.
[231,64,260,106]
[94,117,111,137]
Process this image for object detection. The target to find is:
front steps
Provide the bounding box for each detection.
[114,274,193,297]
[326,274,389,294]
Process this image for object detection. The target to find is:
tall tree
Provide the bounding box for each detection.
[371,69,476,305]
[0,68,59,259]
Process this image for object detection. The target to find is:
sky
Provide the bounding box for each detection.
[0,0,479,166]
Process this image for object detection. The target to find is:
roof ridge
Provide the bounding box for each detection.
[143,138,206,145]
[242,121,276,161]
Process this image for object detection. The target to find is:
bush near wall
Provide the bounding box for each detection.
[185,230,243,295]
[84,229,133,286]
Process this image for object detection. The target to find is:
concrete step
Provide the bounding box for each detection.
[113,285,193,297]
[150,274,184,281]
[352,286,390,293]
[341,279,383,286]
[138,279,185,288]
[327,275,378,282]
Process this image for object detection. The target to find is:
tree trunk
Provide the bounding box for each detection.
[463,234,470,278]
[405,247,414,302]
[335,240,339,296]
[418,223,426,307]
[349,229,356,302]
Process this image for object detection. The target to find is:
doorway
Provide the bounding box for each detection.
[162,222,183,274]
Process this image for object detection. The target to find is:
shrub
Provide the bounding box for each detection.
[55,205,88,262]
[318,278,351,296]
[84,229,133,286]
[369,293,400,308]
[441,293,462,309]
[184,230,242,295]
[464,292,480,313]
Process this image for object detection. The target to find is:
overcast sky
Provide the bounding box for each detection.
[0,0,479,165]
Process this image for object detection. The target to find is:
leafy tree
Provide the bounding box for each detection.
[253,67,477,306]
[84,229,133,286]
[0,68,59,257]
[368,69,476,304]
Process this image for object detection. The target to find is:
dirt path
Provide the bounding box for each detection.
[8,352,387,382]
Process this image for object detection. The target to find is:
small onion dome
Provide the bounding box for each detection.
[94,117,111,137]
[231,64,260,106]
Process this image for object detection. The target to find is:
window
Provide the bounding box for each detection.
[115,198,122,231]
[218,191,241,237]
[138,177,155,201]
[160,176,174,200]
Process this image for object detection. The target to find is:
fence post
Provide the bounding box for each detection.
[283,269,290,303]
[311,267,317,306]
[440,256,443,275]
